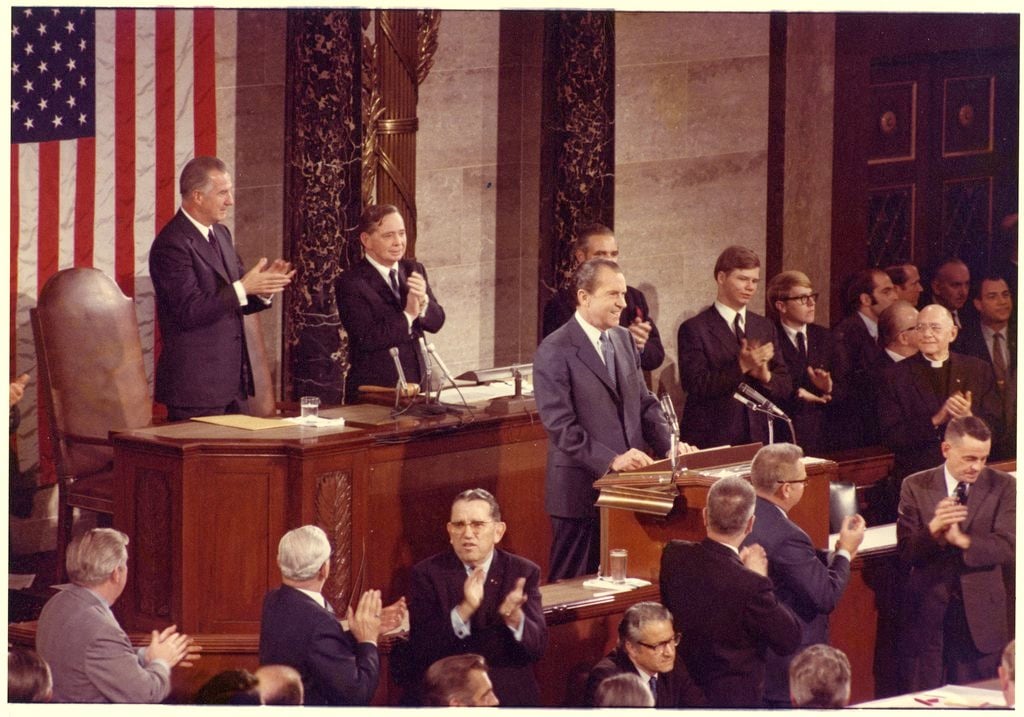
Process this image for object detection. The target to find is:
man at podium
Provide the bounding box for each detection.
[534,258,675,581]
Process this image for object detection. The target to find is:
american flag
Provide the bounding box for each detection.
[10,7,236,485]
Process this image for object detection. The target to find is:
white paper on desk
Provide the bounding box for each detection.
[283,416,347,428]
[9,574,35,590]
[932,684,1005,707]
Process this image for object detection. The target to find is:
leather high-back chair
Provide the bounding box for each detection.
[244,312,277,418]
[31,268,152,577]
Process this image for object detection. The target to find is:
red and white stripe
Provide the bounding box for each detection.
[10,8,236,484]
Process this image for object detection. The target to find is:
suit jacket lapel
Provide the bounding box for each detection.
[358,258,403,310]
[568,320,618,395]
[961,468,993,532]
[707,307,740,353]
[186,215,231,284]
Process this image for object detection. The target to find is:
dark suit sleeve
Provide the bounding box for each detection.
[307,615,380,705]
[877,363,940,452]
[150,232,245,330]
[966,360,1003,442]
[583,657,618,707]
[962,474,1015,569]
[743,577,801,657]
[513,562,548,662]
[627,289,665,371]
[408,563,462,672]
[415,264,445,334]
[773,529,850,614]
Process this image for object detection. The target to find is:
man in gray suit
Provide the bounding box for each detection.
[534,258,683,581]
[897,416,1015,691]
[36,528,200,702]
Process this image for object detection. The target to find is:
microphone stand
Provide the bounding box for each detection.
[746,404,797,445]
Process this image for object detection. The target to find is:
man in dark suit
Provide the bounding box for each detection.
[661,476,801,707]
[150,156,294,422]
[541,223,664,372]
[878,300,920,365]
[929,257,974,350]
[896,416,1015,691]
[766,270,844,455]
[677,245,792,448]
[407,489,547,707]
[830,267,898,449]
[259,525,406,706]
[534,259,678,580]
[743,443,866,706]
[334,204,445,402]
[878,304,1002,480]
[584,601,705,707]
[958,274,1016,460]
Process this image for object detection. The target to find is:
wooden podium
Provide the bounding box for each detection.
[595,443,837,580]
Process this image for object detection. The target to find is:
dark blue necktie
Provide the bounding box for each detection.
[389,268,401,301]
[955,481,968,505]
[649,675,658,703]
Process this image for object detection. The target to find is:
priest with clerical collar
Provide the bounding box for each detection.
[877,304,1002,481]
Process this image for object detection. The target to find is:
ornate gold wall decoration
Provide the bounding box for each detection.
[361,10,440,256]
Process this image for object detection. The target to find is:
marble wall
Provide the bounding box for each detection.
[232,10,288,394]
[415,11,544,376]
[613,12,771,400]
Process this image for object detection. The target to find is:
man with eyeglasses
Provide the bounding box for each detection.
[406,488,547,706]
[830,268,898,449]
[896,416,1014,692]
[767,270,844,455]
[584,602,705,707]
[878,304,1001,480]
[661,476,801,707]
[742,443,866,706]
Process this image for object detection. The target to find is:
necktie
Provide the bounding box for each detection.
[796,331,807,361]
[992,332,1008,385]
[599,332,617,388]
[953,310,962,329]
[955,481,969,506]
[648,675,658,703]
[208,229,228,275]
[389,268,401,301]
[734,314,745,343]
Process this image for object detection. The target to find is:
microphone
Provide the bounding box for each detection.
[417,337,433,394]
[426,343,455,388]
[389,347,408,393]
[737,383,788,419]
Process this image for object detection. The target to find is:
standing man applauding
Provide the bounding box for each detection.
[334,204,445,402]
[150,156,294,422]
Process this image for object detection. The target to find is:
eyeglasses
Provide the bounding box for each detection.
[915,323,947,334]
[447,520,495,533]
[780,292,819,306]
[636,633,681,651]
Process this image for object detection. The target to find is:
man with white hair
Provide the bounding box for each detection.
[258,525,405,706]
[36,528,200,702]
[788,644,852,708]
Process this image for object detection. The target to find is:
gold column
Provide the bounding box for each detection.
[362,10,440,257]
